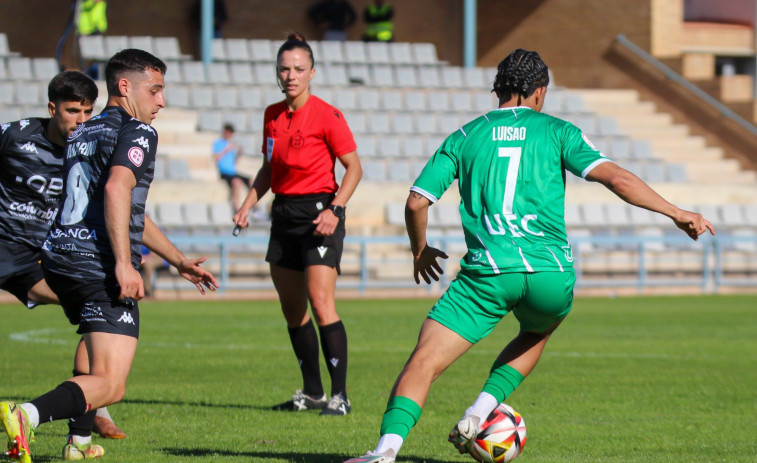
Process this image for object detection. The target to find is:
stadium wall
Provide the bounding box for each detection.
[0,0,463,67]
[475,0,653,89]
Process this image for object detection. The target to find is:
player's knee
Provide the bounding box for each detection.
[406,349,444,378]
[106,382,127,404]
[308,295,336,323]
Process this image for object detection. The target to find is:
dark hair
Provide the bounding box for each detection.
[223,123,235,133]
[276,32,315,68]
[105,48,167,96]
[48,71,98,105]
[492,49,549,104]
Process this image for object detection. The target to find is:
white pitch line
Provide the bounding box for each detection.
[8,329,704,360]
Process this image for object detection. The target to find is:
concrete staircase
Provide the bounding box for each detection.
[567,88,757,204]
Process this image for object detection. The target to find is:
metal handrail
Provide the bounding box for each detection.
[615,33,757,138]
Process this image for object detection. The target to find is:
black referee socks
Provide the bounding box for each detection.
[318,320,348,398]
[288,320,325,398]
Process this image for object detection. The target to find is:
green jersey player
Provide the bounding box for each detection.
[345,49,714,463]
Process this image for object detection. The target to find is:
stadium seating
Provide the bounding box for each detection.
[1,35,755,286]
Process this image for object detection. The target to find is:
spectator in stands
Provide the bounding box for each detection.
[362,0,394,42]
[213,123,251,210]
[233,33,362,416]
[77,0,107,36]
[344,48,714,463]
[308,0,356,41]
[77,0,108,79]
[191,0,228,39]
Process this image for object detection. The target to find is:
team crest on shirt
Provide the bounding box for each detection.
[128,146,144,167]
[291,133,304,149]
[562,245,574,262]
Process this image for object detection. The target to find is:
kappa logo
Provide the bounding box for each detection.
[20,142,38,153]
[118,311,136,325]
[19,119,30,131]
[128,146,144,167]
[136,123,155,134]
[317,246,328,258]
[132,136,150,150]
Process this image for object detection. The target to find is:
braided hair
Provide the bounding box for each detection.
[276,32,315,68]
[492,49,549,105]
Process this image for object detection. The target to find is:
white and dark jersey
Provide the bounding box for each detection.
[0,118,64,249]
[43,106,157,278]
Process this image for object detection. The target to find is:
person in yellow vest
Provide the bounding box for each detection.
[77,0,107,36]
[363,0,394,42]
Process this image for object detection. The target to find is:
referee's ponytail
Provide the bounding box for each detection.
[277,32,315,68]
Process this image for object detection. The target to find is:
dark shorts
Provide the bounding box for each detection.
[266,193,345,274]
[0,239,44,305]
[220,173,251,188]
[43,268,140,339]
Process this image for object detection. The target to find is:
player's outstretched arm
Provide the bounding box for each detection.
[233,160,272,229]
[406,191,448,284]
[586,162,715,240]
[105,166,145,301]
[142,215,219,294]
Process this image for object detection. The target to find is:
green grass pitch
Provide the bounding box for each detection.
[1,295,755,462]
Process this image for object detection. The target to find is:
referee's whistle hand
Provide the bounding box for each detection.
[313,210,338,237]
[233,206,250,229]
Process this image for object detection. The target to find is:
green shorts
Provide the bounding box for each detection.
[428,270,576,344]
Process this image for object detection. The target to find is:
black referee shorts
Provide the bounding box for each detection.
[266,193,345,274]
[43,268,140,339]
[0,238,44,305]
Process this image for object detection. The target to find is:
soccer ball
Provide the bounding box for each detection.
[469,403,526,463]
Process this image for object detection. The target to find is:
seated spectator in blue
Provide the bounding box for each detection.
[213,123,251,210]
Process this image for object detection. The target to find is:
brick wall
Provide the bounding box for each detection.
[0,0,463,68]
[476,0,653,89]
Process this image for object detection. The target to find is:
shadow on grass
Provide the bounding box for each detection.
[162,448,454,463]
[121,397,273,411]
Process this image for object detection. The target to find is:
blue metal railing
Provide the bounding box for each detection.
[166,233,757,295]
[615,33,757,138]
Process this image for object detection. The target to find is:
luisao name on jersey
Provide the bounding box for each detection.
[492,126,527,141]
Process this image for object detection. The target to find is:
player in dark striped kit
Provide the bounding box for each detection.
[0,50,217,462]
[0,71,127,439]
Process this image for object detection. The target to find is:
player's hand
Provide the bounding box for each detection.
[413,244,449,285]
[313,209,339,237]
[233,204,252,229]
[673,209,715,240]
[116,263,145,301]
[177,256,219,295]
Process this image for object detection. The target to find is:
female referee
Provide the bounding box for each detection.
[233,33,362,416]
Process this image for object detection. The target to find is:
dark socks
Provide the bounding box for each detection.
[318,320,348,398]
[67,370,95,438]
[30,381,88,425]
[288,320,324,398]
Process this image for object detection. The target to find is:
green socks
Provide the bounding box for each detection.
[481,362,524,403]
[379,396,423,439]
